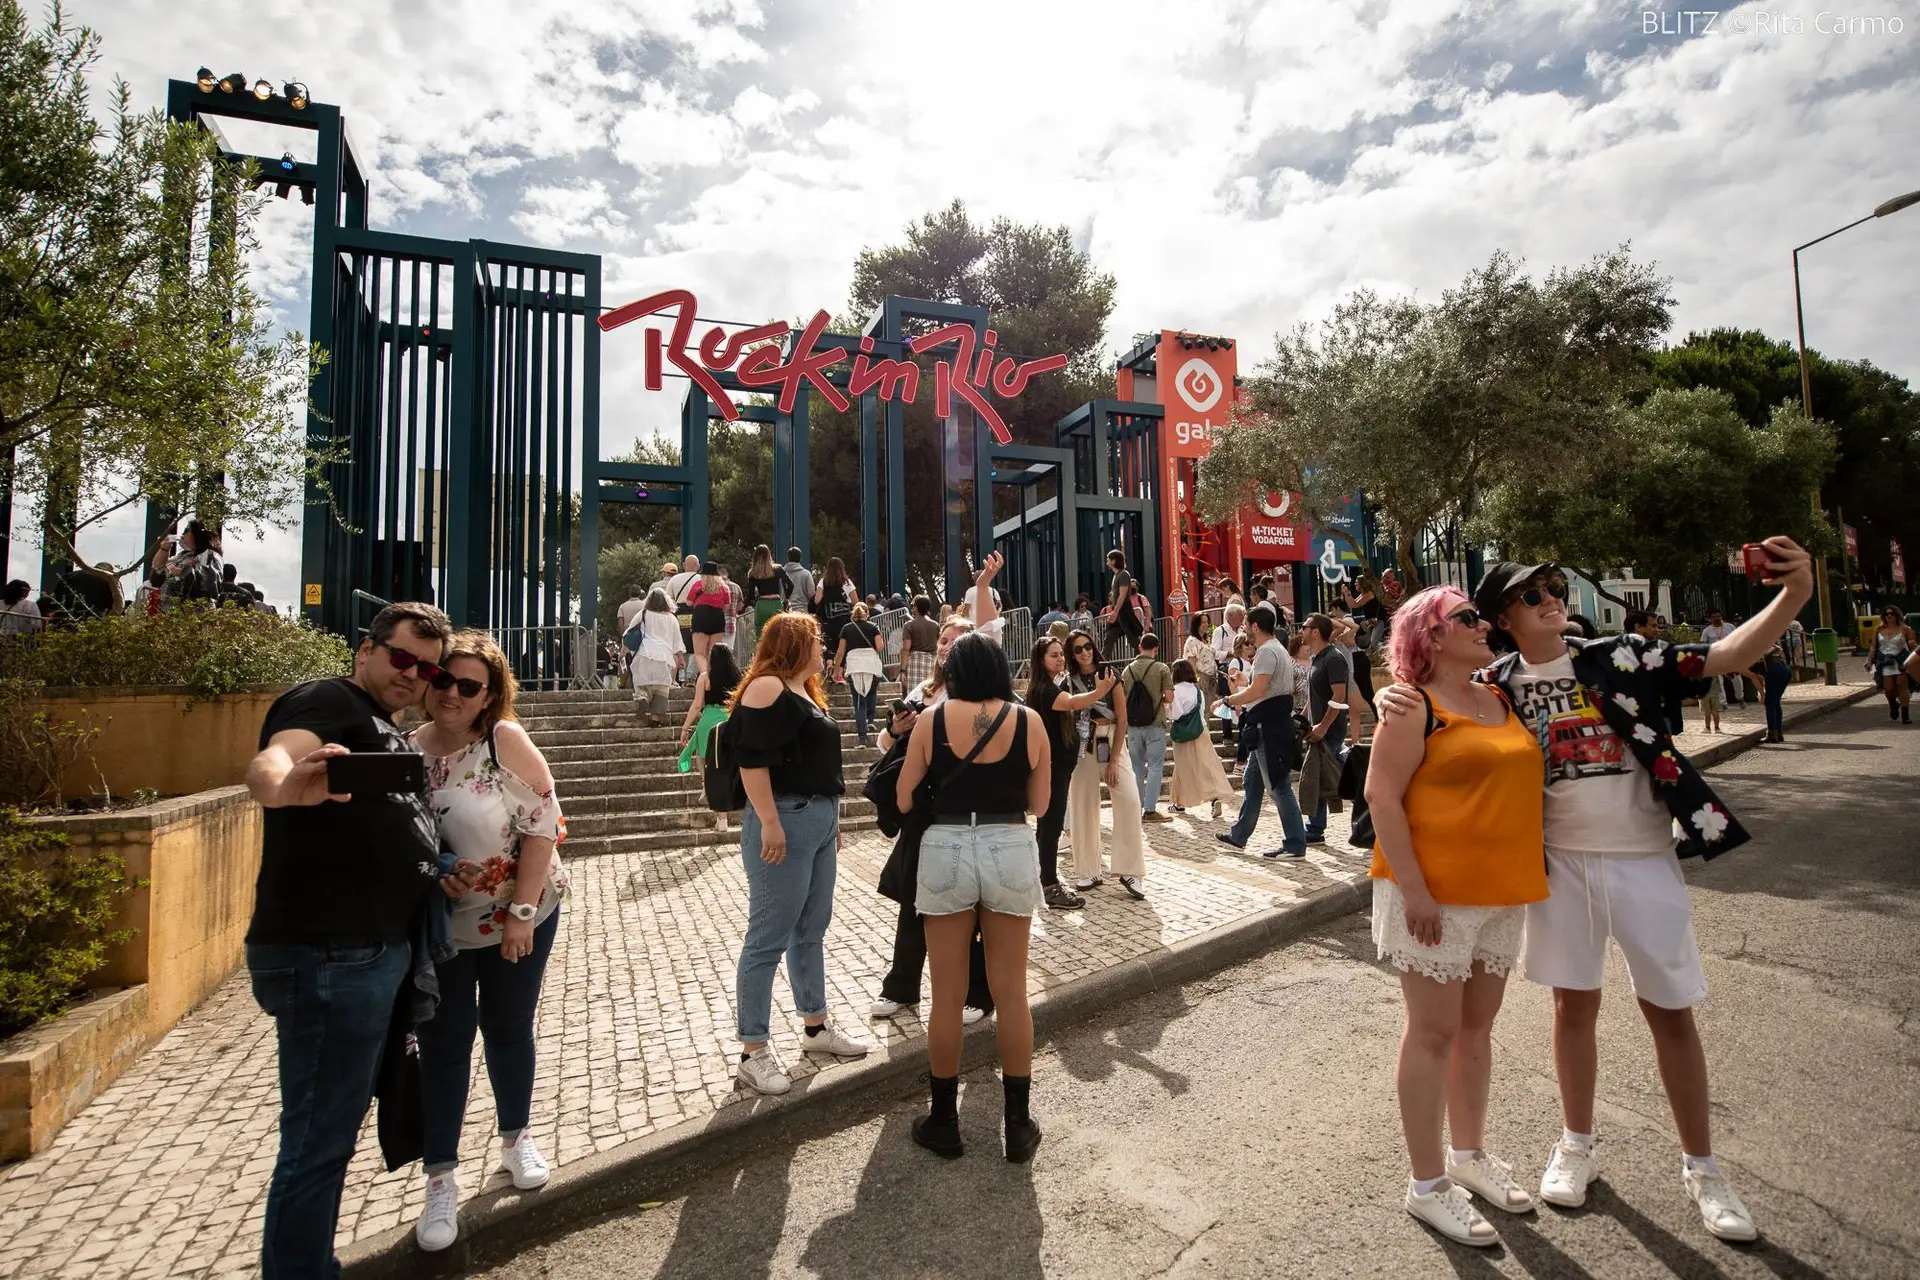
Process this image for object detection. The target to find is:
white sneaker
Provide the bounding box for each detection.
[498,1133,549,1190]
[713,814,729,832]
[870,997,916,1018]
[736,1047,792,1095]
[801,1017,873,1057]
[1075,876,1102,891]
[1447,1151,1535,1213]
[414,1173,459,1252]
[1540,1140,1598,1208]
[1405,1178,1498,1247]
[962,1005,988,1025]
[1684,1164,1759,1241]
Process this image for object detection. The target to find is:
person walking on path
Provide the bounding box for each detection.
[727,612,873,1095]
[627,588,685,726]
[407,631,570,1254]
[242,601,452,1279]
[1122,633,1176,823]
[686,562,733,675]
[1364,587,1547,1248]
[1182,613,1220,721]
[1749,642,1794,744]
[614,581,647,641]
[744,545,787,636]
[900,595,941,689]
[1063,629,1148,899]
[1869,605,1914,723]
[1699,609,1741,705]
[896,631,1051,1163]
[1167,659,1234,821]
[1217,605,1309,858]
[1627,610,1685,736]
[1300,614,1353,844]
[1379,539,1813,1243]
[677,643,743,831]
[665,554,702,669]
[1101,548,1147,661]
[831,601,886,748]
[1025,635,1117,909]
[779,547,815,613]
[813,555,856,659]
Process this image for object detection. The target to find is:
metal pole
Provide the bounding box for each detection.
[1793,245,1839,685]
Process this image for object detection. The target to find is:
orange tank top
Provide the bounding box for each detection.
[1369,690,1547,907]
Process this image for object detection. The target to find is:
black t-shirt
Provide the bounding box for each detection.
[728,688,844,797]
[247,678,441,945]
[746,574,784,602]
[1309,646,1352,743]
[1024,676,1075,773]
[840,619,880,651]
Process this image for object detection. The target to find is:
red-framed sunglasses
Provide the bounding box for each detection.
[378,642,446,685]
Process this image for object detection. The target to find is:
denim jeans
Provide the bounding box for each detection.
[850,681,878,747]
[415,910,560,1173]
[1128,723,1167,812]
[1303,743,1350,837]
[1763,661,1791,734]
[1226,745,1307,853]
[246,940,412,1280]
[737,793,840,1042]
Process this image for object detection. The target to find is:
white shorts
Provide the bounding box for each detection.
[1371,878,1526,984]
[1520,848,1708,1009]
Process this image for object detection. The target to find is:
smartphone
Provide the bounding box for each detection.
[326,752,426,796]
[1741,543,1770,583]
[890,699,912,716]
[1095,739,1112,765]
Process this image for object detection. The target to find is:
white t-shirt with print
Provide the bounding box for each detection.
[1508,652,1672,854]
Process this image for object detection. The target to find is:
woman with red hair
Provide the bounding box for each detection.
[1363,586,1548,1248]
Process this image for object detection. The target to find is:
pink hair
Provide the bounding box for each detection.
[1386,585,1471,686]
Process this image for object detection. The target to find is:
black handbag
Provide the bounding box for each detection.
[869,703,1013,904]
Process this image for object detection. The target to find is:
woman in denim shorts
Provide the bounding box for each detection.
[896,631,1051,1164]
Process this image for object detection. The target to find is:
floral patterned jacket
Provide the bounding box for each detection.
[1485,634,1750,860]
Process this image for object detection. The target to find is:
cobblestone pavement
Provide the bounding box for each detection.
[0,673,1867,1279]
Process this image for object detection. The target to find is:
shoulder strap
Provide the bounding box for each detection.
[934,702,1014,791]
[486,722,500,767]
[1418,689,1439,738]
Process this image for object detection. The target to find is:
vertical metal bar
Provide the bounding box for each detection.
[791,389,810,563]
[443,243,480,625]
[422,263,442,607]
[358,253,382,608]
[859,390,879,591]
[943,410,965,601]
[557,271,573,628]
[881,303,906,595]
[403,259,421,599]
[544,273,563,631]
[300,105,346,629]
[771,404,792,556]
[382,254,404,600]
[579,259,602,627]
[524,267,544,632]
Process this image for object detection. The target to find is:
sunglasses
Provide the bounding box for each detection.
[1444,608,1484,628]
[379,642,446,685]
[1506,580,1570,608]
[1070,642,1093,653]
[429,671,489,699]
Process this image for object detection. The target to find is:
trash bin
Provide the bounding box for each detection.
[1857,616,1881,651]
[1812,627,1840,665]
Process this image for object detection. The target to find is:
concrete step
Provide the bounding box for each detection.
[563,813,884,858]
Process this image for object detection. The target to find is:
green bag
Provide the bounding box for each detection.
[1170,698,1207,744]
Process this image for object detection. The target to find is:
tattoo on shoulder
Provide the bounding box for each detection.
[973,703,992,736]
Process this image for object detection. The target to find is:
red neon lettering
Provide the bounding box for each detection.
[848,349,920,402]
[735,309,850,414]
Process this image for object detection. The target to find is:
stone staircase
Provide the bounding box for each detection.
[520,682,1254,859]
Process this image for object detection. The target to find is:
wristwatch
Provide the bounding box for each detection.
[506,901,538,922]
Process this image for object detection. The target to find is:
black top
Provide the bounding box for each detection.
[840,619,880,652]
[247,678,441,945]
[704,674,737,708]
[1024,676,1076,771]
[1309,645,1352,742]
[746,573,784,602]
[728,687,845,796]
[931,704,1031,814]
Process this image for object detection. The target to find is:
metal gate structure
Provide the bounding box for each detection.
[166,80,599,643]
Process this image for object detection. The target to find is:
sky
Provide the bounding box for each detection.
[11,0,1918,609]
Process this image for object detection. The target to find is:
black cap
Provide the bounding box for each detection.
[700,561,722,575]
[1474,561,1557,651]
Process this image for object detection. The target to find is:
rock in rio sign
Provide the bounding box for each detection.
[596,288,1071,445]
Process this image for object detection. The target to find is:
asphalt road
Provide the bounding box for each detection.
[473,698,1918,1279]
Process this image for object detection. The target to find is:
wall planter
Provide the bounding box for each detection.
[0,987,148,1161]
[30,684,286,799]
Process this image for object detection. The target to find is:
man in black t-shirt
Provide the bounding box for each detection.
[243,600,452,1279]
[1300,613,1351,844]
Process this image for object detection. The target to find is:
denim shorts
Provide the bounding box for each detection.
[916,821,1044,917]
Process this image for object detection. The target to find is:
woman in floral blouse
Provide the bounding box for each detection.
[407,629,570,1254]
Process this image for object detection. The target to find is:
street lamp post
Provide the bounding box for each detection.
[1791,188,1920,686]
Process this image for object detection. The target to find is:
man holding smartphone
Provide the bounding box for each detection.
[243,600,453,1279]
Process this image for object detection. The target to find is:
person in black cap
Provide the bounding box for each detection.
[1377,539,1811,1243]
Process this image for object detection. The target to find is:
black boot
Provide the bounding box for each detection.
[1892,697,1901,721]
[1003,1074,1042,1164]
[1905,705,1912,725]
[913,1075,963,1159]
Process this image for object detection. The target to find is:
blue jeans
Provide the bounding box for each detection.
[1763,661,1791,734]
[1226,746,1308,853]
[737,794,840,1042]
[1303,743,1351,837]
[246,940,412,1280]
[850,680,878,746]
[415,910,560,1172]
[1128,724,1167,812]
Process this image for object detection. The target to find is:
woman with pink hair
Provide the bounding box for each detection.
[1363,585,1549,1248]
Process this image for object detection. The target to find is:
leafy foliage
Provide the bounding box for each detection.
[0,808,136,1037]
[0,605,352,699]
[1197,248,1673,585]
[0,677,101,807]
[0,0,328,570]
[1472,389,1835,597]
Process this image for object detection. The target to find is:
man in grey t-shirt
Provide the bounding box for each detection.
[780,547,814,613]
[1217,605,1310,857]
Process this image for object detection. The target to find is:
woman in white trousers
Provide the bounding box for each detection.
[1062,629,1147,900]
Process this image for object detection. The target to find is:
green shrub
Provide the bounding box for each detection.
[0,678,103,808]
[0,809,137,1037]
[0,605,352,700]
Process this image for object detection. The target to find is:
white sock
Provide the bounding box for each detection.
[1684,1153,1721,1176]
[1449,1147,1482,1166]
[1563,1128,1595,1152]
[1411,1174,1447,1197]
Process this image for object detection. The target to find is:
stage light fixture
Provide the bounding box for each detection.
[279,151,296,172]
[283,81,309,110]
[252,78,274,101]
[196,67,216,92]
[1221,339,1232,350]
[634,485,649,501]
[274,181,291,200]
[220,71,246,93]
[1206,339,1218,351]
[301,185,315,206]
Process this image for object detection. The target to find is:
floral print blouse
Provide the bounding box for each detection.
[421,731,571,949]
[1486,634,1749,860]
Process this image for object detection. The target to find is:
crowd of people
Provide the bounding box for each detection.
[234,525,1857,1276]
[2,518,272,632]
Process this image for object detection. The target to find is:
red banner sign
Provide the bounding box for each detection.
[1156,335,1237,460]
[597,288,1069,445]
[1843,523,1859,559]
[1893,538,1907,586]
[1242,490,1312,562]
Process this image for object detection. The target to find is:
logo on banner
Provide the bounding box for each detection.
[1258,491,1292,519]
[1175,357,1224,413]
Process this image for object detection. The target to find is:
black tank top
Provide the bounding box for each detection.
[931,703,1030,814]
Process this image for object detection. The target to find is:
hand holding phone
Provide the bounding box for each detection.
[1741,543,1769,583]
[324,752,426,797]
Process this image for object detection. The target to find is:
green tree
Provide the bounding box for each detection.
[1197,248,1673,584]
[1472,389,1835,602]
[0,1,324,575]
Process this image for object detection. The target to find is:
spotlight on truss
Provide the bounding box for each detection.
[279,151,297,173]
[196,67,215,92]
[252,78,274,101]
[283,81,309,110]
[220,71,246,94]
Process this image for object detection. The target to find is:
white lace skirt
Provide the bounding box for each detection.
[1371,878,1524,984]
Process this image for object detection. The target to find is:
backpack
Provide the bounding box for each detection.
[701,715,748,813]
[1170,694,1207,743]
[168,555,221,602]
[819,590,851,626]
[1124,661,1161,726]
